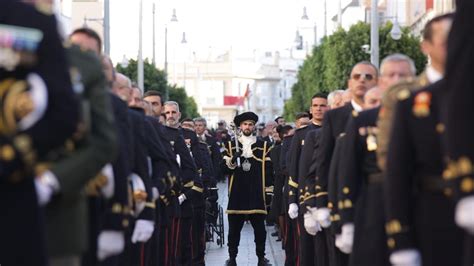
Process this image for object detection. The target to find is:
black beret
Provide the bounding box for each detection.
[233,111,258,126]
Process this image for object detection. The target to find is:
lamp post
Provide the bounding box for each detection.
[181,32,187,88]
[370,0,402,67]
[138,0,144,93]
[164,8,178,101]
[82,0,110,55]
[294,6,317,53]
[370,0,379,68]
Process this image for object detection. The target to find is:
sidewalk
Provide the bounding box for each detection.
[205,181,285,266]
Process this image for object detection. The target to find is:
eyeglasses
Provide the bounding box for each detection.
[351,73,374,81]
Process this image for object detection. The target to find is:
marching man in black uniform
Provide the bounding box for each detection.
[222,112,273,266]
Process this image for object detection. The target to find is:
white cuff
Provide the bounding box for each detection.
[389,249,421,266]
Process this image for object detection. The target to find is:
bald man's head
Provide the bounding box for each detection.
[101,55,115,86]
[112,73,131,102]
[130,87,144,108]
[363,86,382,109]
[342,89,352,104]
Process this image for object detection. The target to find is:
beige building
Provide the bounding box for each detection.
[58,0,104,44]
[170,50,300,127]
[381,0,456,37]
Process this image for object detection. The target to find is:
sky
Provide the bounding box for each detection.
[108,0,346,67]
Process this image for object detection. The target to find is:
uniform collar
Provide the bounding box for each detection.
[426,66,443,84]
[351,99,363,112]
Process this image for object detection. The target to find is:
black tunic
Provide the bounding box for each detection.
[315,104,354,208]
[338,107,390,266]
[385,81,464,266]
[222,138,273,214]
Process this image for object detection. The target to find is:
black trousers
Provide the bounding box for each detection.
[228,214,266,258]
[325,232,348,266]
[297,214,314,266]
[284,215,298,266]
[463,234,474,266]
[177,217,193,266]
[192,207,206,266]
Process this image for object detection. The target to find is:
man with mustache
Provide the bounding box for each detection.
[222,112,273,266]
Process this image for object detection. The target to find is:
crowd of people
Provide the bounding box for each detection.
[252,8,473,266]
[1,1,474,266]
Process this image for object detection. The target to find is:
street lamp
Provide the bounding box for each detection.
[120,55,129,68]
[294,30,303,50]
[390,19,402,40]
[301,7,309,20]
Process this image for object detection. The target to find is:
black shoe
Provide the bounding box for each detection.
[271,231,279,237]
[225,258,237,266]
[258,257,271,266]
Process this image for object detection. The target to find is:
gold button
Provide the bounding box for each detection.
[343,187,350,194]
[13,135,31,152]
[436,123,445,134]
[1,145,15,161]
[122,219,129,228]
[344,199,352,208]
[461,178,474,193]
[387,238,396,249]
[458,157,473,175]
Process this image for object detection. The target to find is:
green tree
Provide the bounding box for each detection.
[284,22,427,119]
[116,59,200,119]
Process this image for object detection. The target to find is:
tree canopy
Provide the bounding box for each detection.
[284,22,427,120]
[116,59,200,119]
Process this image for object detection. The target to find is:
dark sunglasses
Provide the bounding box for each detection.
[351,73,374,81]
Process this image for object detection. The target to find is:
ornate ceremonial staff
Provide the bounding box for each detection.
[229,122,241,167]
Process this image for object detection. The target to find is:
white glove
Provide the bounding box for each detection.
[316,207,331,228]
[97,230,125,261]
[339,223,354,254]
[178,194,187,205]
[389,249,422,266]
[152,187,160,201]
[35,179,54,206]
[34,171,60,206]
[335,234,344,250]
[288,203,299,219]
[131,220,155,243]
[455,195,474,234]
[100,164,115,199]
[304,212,320,236]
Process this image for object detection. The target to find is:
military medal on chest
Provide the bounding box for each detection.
[365,127,378,151]
[242,158,251,172]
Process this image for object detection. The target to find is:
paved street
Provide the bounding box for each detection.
[205,181,286,266]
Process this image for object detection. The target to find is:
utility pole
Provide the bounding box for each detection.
[138,0,144,92]
[338,0,342,28]
[152,3,156,66]
[324,0,327,37]
[164,26,169,101]
[103,0,110,55]
[370,0,379,68]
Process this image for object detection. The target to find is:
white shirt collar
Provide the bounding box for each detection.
[351,99,363,112]
[426,66,443,84]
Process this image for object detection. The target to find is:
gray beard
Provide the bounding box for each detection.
[243,131,252,136]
